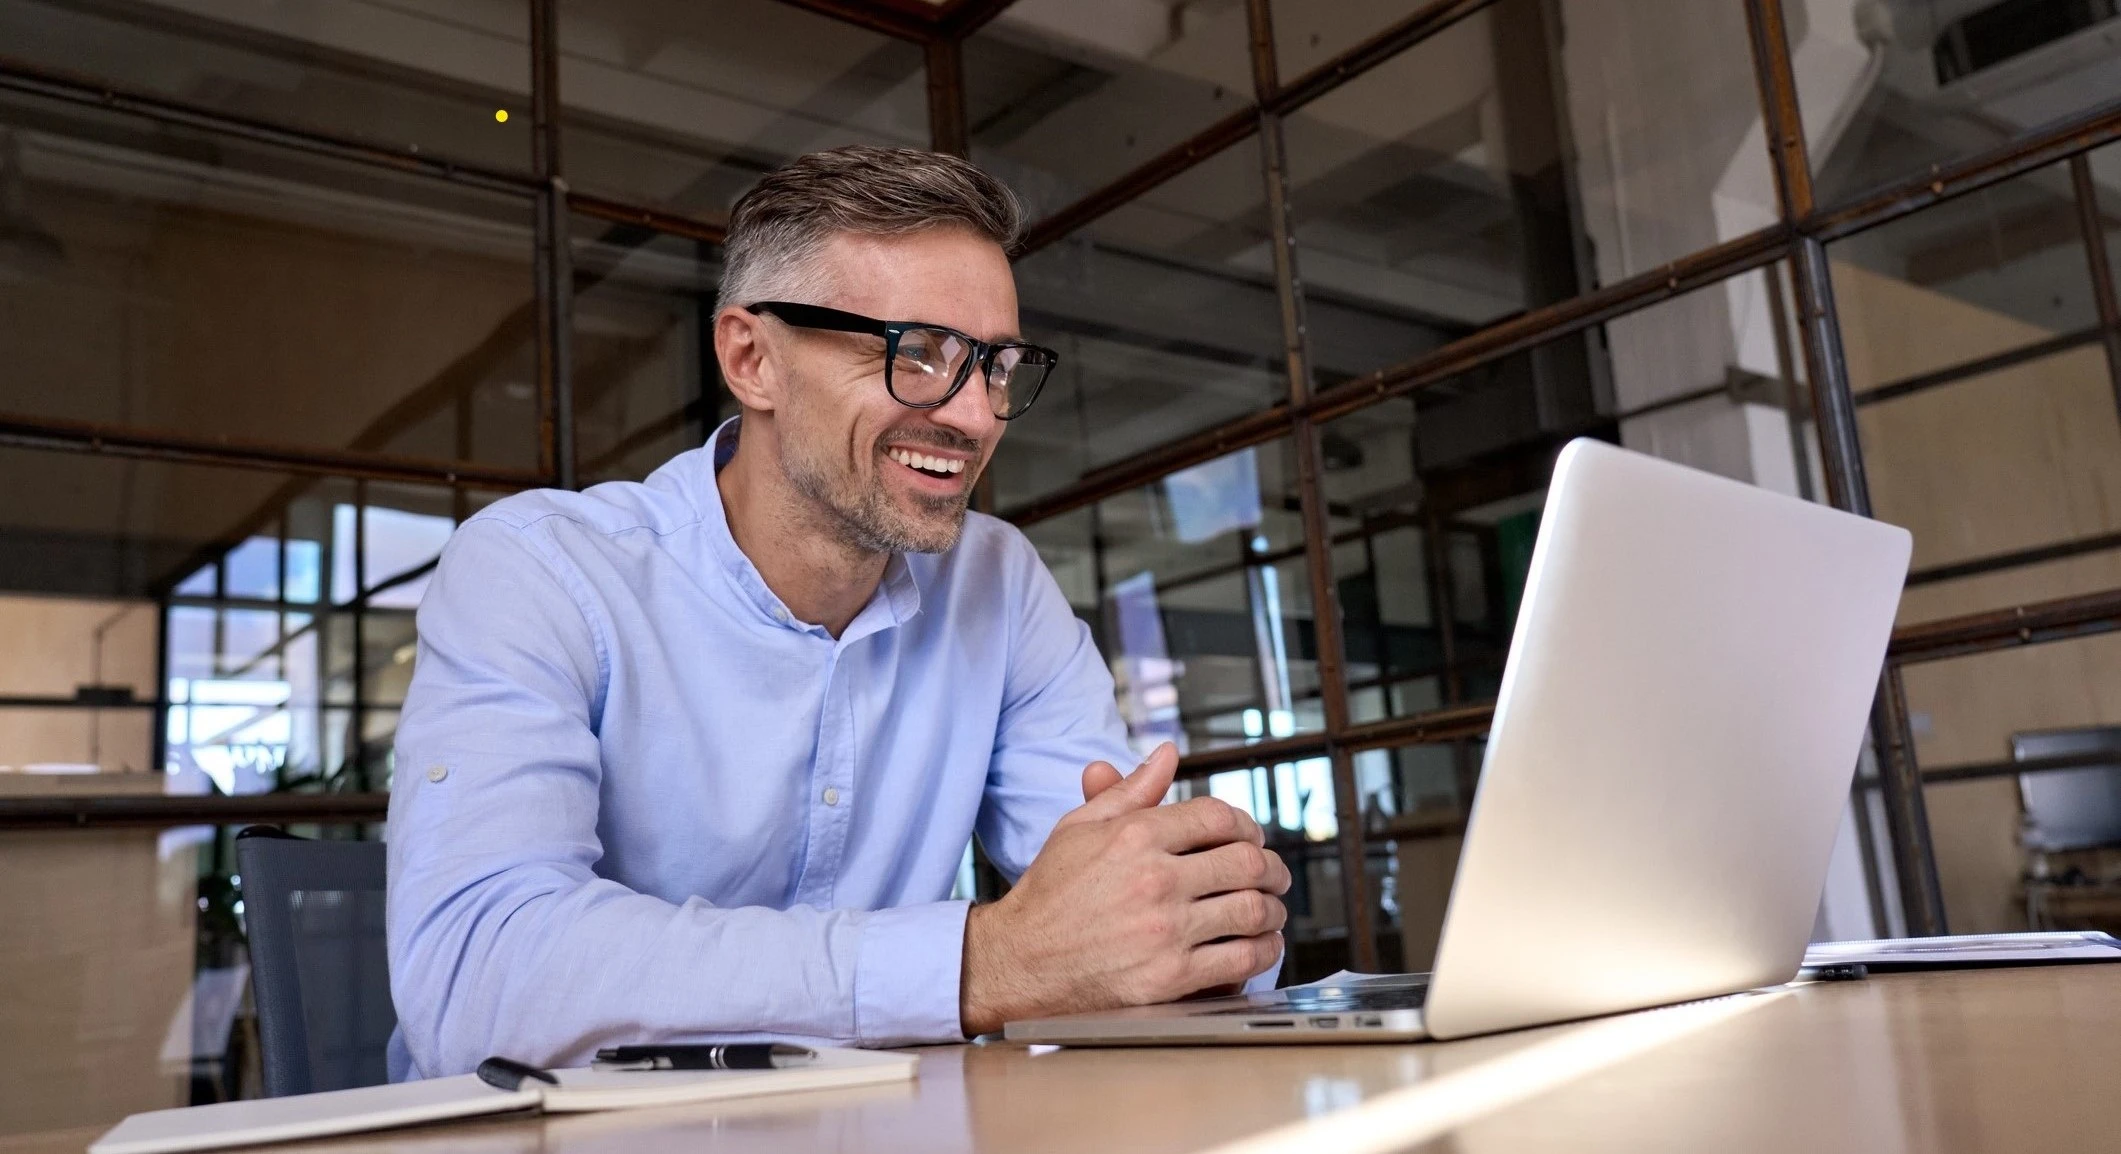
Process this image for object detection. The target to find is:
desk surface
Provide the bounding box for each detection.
[13,966,2121,1154]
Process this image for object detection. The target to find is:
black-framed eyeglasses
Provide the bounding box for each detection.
[744,301,1058,421]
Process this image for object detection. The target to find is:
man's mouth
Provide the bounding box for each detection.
[885,445,969,483]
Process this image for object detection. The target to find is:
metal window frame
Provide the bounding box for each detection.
[3,0,2121,962]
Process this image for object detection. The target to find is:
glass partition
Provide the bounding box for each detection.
[557,0,927,218]
[0,88,541,470]
[0,0,534,172]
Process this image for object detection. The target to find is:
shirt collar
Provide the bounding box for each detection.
[684,416,924,638]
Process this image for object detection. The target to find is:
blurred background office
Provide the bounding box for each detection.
[0,0,2117,1135]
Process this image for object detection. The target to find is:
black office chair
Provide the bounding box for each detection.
[235,826,397,1097]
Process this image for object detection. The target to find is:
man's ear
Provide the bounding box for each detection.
[715,307,780,413]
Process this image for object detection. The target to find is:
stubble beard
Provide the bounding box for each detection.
[779,394,973,556]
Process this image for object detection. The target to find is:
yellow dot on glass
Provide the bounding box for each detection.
[494,109,509,123]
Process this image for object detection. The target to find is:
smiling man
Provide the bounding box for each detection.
[384,146,1290,1079]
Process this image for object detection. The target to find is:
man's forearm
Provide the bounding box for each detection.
[391,868,971,1075]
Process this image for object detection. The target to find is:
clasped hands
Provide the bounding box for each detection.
[960,742,1291,1036]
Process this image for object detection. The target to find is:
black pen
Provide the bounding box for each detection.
[594,1043,817,1071]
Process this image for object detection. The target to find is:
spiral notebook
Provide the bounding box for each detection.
[91,1047,918,1154]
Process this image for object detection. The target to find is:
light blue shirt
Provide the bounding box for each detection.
[384,417,1132,1079]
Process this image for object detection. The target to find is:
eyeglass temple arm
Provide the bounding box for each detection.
[743,301,887,336]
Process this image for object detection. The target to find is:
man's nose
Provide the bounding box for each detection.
[930,358,999,442]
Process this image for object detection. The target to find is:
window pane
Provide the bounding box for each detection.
[966,4,1250,218]
[1284,0,1774,385]
[1269,0,1418,78]
[1796,1,2121,205]
[156,471,458,790]
[1381,741,1473,972]
[1323,267,1833,720]
[1902,633,2121,935]
[1322,395,1546,721]
[571,220,725,484]
[1836,159,2109,389]
[1831,158,2121,609]
[0,0,533,172]
[1554,0,1780,278]
[1019,439,1321,759]
[221,536,280,603]
[557,0,926,218]
[0,821,380,1136]
[0,90,541,470]
[1860,344,2121,618]
[998,139,1284,510]
[1283,17,1533,355]
[0,588,159,774]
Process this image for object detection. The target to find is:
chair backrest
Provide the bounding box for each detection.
[235,827,395,1097]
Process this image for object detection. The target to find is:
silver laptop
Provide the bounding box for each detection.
[1006,438,1912,1045]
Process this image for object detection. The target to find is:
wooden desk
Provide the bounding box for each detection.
[13,967,2121,1154]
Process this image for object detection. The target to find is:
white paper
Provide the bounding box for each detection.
[91,1048,918,1154]
[1804,930,2121,968]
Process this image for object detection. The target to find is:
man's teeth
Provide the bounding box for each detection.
[887,447,965,475]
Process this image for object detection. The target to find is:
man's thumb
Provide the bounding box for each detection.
[1079,742,1178,817]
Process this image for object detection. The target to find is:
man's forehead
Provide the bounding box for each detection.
[815,229,1021,340]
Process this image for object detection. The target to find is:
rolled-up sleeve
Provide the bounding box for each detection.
[387,518,970,1079]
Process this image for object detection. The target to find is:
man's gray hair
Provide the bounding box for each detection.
[714,145,1025,314]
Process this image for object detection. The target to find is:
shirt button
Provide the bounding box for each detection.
[772,606,791,625]
[821,787,840,807]
[426,764,449,783]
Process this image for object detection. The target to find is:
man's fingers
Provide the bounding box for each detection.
[1185,888,1287,945]
[1080,760,1123,804]
[1174,841,1290,898]
[1138,795,1264,854]
[1073,742,1179,820]
[1186,931,1284,992]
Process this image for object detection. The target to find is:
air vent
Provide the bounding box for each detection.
[1934,0,2121,84]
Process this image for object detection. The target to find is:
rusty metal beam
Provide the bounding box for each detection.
[568,193,728,246]
[0,53,538,198]
[0,410,543,489]
[2071,154,2121,425]
[1342,702,1498,753]
[1907,528,2121,587]
[1017,110,1259,255]
[1176,734,1328,779]
[1910,747,2121,787]
[0,792,389,831]
[1000,225,1787,527]
[1808,96,2121,243]
[936,0,1020,38]
[926,37,969,157]
[1003,108,2121,531]
[764,0,937,41]
[1017,0,1499,256]
[1268,0,1495,116]
[1745,0,1945,937]
[1887,587,2121,666]
[1855,323,2113,408]
[531,0,576,491]
[1171,701,1504,779]
[1243,0,1376,973]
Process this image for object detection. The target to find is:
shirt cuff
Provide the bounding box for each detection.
[852,899,971,1047]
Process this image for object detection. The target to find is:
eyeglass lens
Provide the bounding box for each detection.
[890,326,1053,418]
